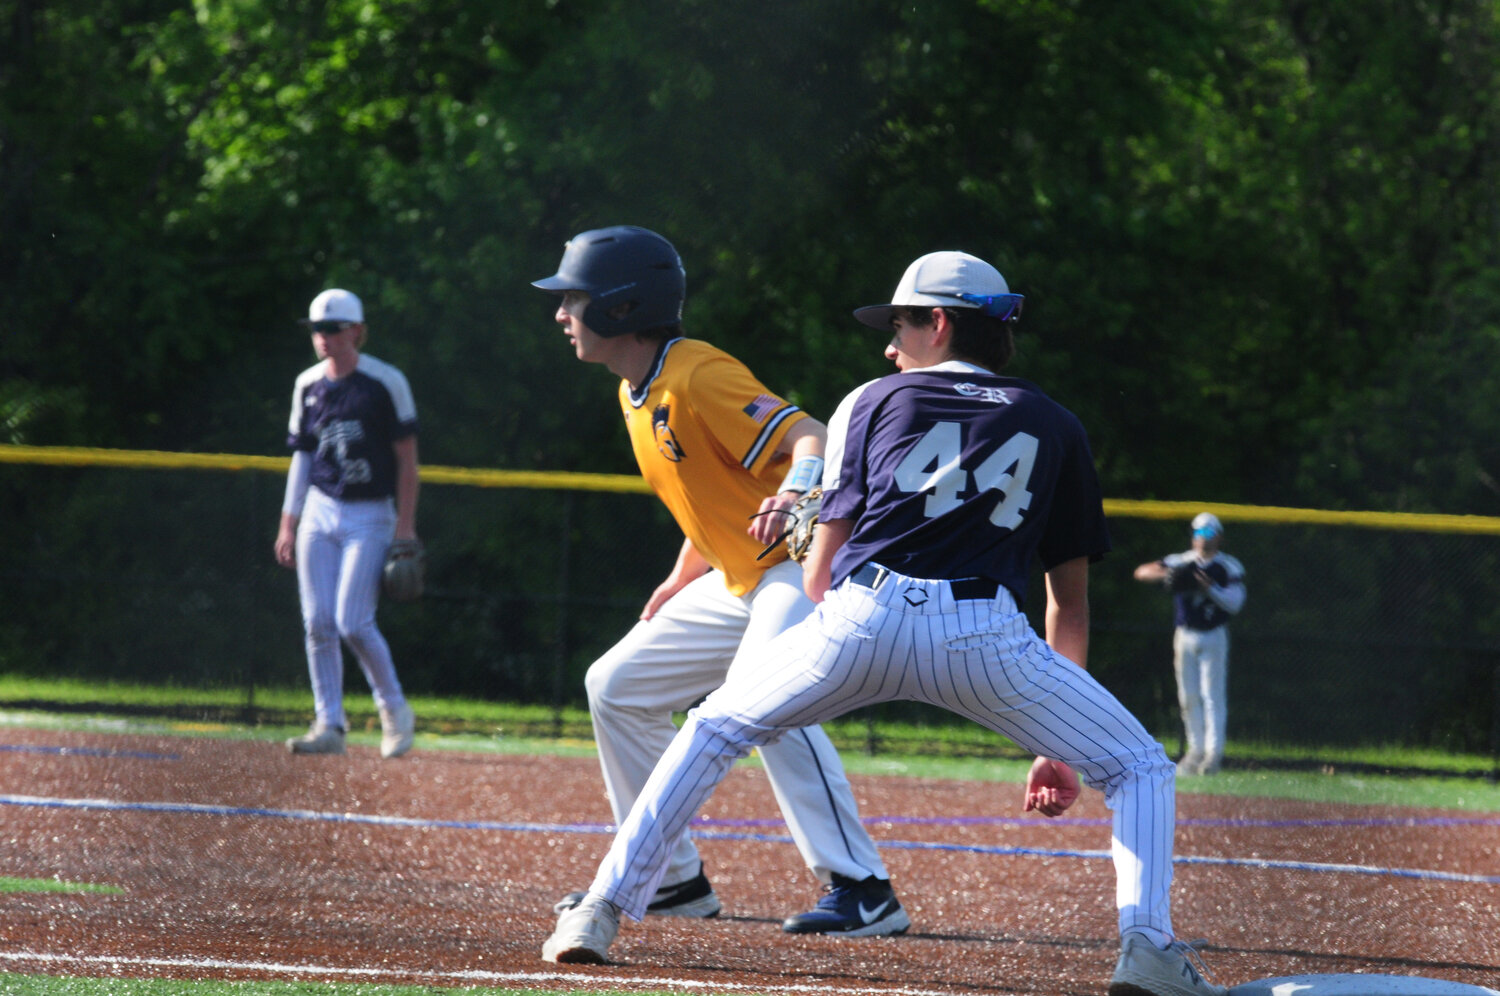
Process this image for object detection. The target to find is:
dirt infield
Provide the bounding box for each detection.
[1,725,1497,995]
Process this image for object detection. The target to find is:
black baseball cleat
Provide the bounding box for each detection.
[552,868,721,918]
[781,873,911,936]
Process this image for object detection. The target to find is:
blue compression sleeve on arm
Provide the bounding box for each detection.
[778,455,824,494]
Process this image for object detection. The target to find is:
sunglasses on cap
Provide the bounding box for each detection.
[307,320,357,334]
[953,292,1025,321]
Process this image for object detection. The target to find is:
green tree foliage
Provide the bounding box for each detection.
[5,0,1500,507]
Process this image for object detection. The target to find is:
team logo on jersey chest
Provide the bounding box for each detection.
[652,404,685,462]
[954,382,1012,405]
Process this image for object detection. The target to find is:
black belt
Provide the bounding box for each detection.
[847,563,1001,601]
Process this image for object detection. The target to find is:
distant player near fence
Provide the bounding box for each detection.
[541,249,1230,996]
[1134,512,1246,776]
[274,288,418,760]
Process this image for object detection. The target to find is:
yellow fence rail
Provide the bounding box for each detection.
[0,443,650,495]
[6,443,1500,533]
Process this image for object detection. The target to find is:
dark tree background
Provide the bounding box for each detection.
[5,1,1500,751]
[7,0,1500,511]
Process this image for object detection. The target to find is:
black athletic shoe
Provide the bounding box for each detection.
[781,873,911,936]
[551,869,721,918]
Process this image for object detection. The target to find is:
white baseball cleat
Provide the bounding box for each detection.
[541,894,620,964]
[1109,933,1227,996]
[379,701,415,759]
[1176,752,1203,777]
[287,724,346,755]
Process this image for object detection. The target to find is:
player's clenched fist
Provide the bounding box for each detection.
[1024,756,1081,817]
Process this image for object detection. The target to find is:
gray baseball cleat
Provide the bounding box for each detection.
[541,894,620,964]
[379,702,415,759]
[287,724,346,755]
[1109,933,1227,996]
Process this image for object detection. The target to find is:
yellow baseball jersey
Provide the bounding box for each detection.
[620,338,808,597]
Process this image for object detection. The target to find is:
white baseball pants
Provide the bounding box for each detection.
[1172,626,1229,769]
[591,566,1177,940]
[584,559,888,889]
[295,487,407,729]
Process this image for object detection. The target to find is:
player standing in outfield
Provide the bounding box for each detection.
[274,288,418,760]
[531,226,908,935]
[1133,514,1246,776]
[542,250,1229,996]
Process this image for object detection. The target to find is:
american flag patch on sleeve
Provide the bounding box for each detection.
[742,393,782,423]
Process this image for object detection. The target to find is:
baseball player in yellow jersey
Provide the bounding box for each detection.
[533,226,907,936]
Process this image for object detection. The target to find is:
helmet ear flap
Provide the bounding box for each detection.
[582,289,644,337]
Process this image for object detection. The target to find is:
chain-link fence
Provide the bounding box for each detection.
[2,448,1497,771]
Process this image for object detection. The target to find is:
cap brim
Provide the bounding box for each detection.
[531,275,572,292]
[853,304,897,329]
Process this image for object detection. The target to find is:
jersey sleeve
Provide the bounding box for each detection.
[286,368,318,452]
[386,368,418,437]
[820,379,879,521]
[1207,554,1247,614]
[684,354,805,474]
[1035,415,1111,570]
[364,357,418,439]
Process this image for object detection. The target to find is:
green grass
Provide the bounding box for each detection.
[0,877,123,895]
[0,674,596,735]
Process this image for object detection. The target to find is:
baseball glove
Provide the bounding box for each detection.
[1166,562,1201,593]
[382,539,426,602]
[754,487,823,563]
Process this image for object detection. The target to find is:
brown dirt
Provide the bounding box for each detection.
[0,726,1496,994]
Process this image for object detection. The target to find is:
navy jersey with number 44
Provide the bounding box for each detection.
[822,361,1111,604]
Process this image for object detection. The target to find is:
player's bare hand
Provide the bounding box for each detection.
[274,530,296,569]
[641,584,672,621]
[1024,756,1081,817]
[641,573,697,621]
[747,492,798,546]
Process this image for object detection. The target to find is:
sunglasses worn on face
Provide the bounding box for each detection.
[308,320,355,334]
[954,292,1025,321]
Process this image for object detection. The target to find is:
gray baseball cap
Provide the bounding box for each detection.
[854,251,1022,329]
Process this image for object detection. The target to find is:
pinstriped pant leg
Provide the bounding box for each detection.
[734,561,889,884]
[296,491,346,729]
[591,594,892,919]
[336,499,404,711]
[930,601,1177,939]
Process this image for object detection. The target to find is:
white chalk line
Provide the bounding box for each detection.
[4,792,1498,885]
[0,948,967,995]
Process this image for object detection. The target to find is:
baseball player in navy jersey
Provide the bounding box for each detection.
[274,288,418,759]
[542,251,1228,996]
[1134,514,1246,776]
[531,226,906,935]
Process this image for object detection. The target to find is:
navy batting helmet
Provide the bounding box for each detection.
[532,226,686,338]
